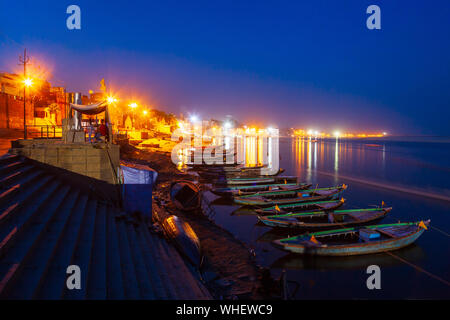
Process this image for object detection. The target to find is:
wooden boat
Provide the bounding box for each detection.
[189,162,238,168]
[215,175,298,186]
[169,180,201,211]
[161,215,202,266]
[236,185,341,198]
[195,166,266,180]
[193,163,266,172]
[197,167,286,180]
[256,198,345,215]
[234,185,347,206]
[211,182,311,197]
[272,220,430,256]
[224,175,297,184]
[217,177,275,186]
[258,206,392,229]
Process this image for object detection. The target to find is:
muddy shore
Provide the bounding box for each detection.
[120,143,281,299]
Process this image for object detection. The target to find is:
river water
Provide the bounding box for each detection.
[204,136,450,299]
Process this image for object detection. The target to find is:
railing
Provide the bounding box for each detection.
[24,124,116,141]
[25,125,63,139]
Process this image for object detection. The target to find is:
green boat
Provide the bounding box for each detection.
[255,198,346,215]
[272,220,430,256]
[234,185,347,206]
[210,182,311,197]
[215,175,298,186]
[258,206,392,229]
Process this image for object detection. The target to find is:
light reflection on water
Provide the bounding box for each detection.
[289,137,450,197]
[177,135,279,171]
[207,137,450,299]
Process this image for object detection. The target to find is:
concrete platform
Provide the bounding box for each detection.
[10,139,120,184]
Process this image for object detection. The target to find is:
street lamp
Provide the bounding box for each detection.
[107,96,118,104]
[23,78,33,139]
[23,78,33,87]
[128,102,138,129]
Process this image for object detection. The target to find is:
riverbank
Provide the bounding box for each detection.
[120,142,279,299]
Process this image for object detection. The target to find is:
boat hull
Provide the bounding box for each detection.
[211,183,310,197]
[259,208,391,229]
[257,199,345,215]
[273,222,428,256]
[234,187,346,206]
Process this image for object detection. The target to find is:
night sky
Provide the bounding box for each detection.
[1,0,450,135]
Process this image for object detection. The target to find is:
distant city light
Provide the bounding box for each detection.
[128,102,138,109]
[224,121,232,129]
[293,128,387,139]
[143,110,148,116]
[189,115,199,123]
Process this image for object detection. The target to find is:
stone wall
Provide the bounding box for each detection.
[10,140,120,184]
[0,92,34,129]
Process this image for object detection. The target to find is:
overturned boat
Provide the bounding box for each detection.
[170,180,201,211]
[161,215,202,267]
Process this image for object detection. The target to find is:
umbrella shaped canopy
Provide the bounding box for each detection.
[70,100,108,115]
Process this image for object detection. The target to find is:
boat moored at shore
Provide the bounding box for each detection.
[272,220,430,256]
[258,206,392,229]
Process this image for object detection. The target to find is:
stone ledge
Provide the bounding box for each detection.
[10,139,120,184]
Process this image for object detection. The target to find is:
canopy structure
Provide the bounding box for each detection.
[67,99,113,141]
[70,100,109,115]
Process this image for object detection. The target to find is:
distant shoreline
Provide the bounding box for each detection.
[280,135,450,144]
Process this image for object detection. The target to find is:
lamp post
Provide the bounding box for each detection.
[23,78,33,139]
[128,102,138,129]
[19,49,30,139]
[142,109,148,129]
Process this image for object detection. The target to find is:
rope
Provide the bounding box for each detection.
[384,251,450,287]
[429,225,450,237]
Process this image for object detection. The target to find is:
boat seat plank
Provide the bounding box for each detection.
[377,226,416,238]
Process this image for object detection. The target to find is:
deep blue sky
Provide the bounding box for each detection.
[1,0,450,134]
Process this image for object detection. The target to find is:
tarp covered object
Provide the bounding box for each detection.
[70,100,108,115]
[121,161,158,218]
